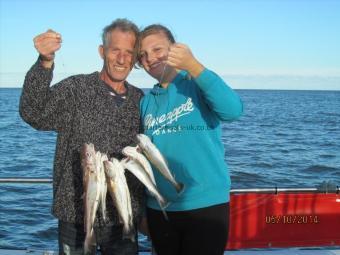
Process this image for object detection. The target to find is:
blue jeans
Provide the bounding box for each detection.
[58,221,138,255]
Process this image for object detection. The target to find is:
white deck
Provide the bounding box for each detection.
[1,248,340,255]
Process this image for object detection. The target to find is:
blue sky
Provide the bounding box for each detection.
[1,0,339,90]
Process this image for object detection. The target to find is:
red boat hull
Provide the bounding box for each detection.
[227,192,340,249]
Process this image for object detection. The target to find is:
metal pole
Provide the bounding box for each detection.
[230,188,318,194]
[0,178,338,193]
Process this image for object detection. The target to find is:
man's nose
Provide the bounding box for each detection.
[117,53,125,64]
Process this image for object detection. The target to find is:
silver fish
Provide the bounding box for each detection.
[96,152,108,221]
[122,146,156,186]
[121,157,169,214]
[104,158,135,242]
[136,134,184,194]
[81,143,101,254]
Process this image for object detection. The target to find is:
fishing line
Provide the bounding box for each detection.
[154,59,168,110]
[56,32,67,79]
[59,52,66,69]
[158,48,170,87]
[158,63,167,87]
[149,51,169,141]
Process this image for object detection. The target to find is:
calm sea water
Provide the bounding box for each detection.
[0,88,339,251]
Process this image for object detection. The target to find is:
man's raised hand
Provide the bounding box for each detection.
[34,29,62,68]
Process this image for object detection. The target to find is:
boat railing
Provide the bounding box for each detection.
[1,177,339,251]
[0,178,339,193]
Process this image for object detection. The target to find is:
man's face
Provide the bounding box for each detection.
[100,30,136,83]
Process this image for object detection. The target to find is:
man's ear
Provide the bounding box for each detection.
[98,45,104,59]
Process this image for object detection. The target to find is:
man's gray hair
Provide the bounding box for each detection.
[102,18,139,46]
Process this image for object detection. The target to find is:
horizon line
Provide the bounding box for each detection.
[1,86,340,92]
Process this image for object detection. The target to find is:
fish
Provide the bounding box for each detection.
[136,134,184,194]
[103,158,135,242]
[96,152,108,221]
[122,146,156,186]
[121,157,169,218]
[81,143,101,254]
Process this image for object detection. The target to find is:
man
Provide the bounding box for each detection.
[19,19,144,255]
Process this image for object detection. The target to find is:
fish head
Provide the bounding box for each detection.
[122,146,137,157]
[110,157,124,172]
[104,157,125,179]
[136,134,151,150]
[103,160,116,179]
[81,143,96,170]
[101,153,108,162]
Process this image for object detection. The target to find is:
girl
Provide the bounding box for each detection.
[138,24,243,255]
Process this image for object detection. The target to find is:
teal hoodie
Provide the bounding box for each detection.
[140,68,243,211]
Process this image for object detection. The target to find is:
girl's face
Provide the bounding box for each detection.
[139,32,172,81]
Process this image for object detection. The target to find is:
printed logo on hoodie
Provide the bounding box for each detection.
[144,98,194,136]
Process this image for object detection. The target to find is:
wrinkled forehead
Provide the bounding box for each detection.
[105,29,137,47]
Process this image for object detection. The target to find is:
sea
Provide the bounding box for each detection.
[0,88,339,251]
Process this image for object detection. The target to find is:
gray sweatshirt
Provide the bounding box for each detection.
[19,60,145,226]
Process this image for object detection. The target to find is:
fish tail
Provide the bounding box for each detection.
[157,196,170,210]
[122,224,136,242]
[175,182,185,195]
[156,197,170,220]
[100,197,107,222]
[161,207,169,221]
[84,230,96,254]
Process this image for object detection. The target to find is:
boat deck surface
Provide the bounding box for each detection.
[1,248,340,255]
